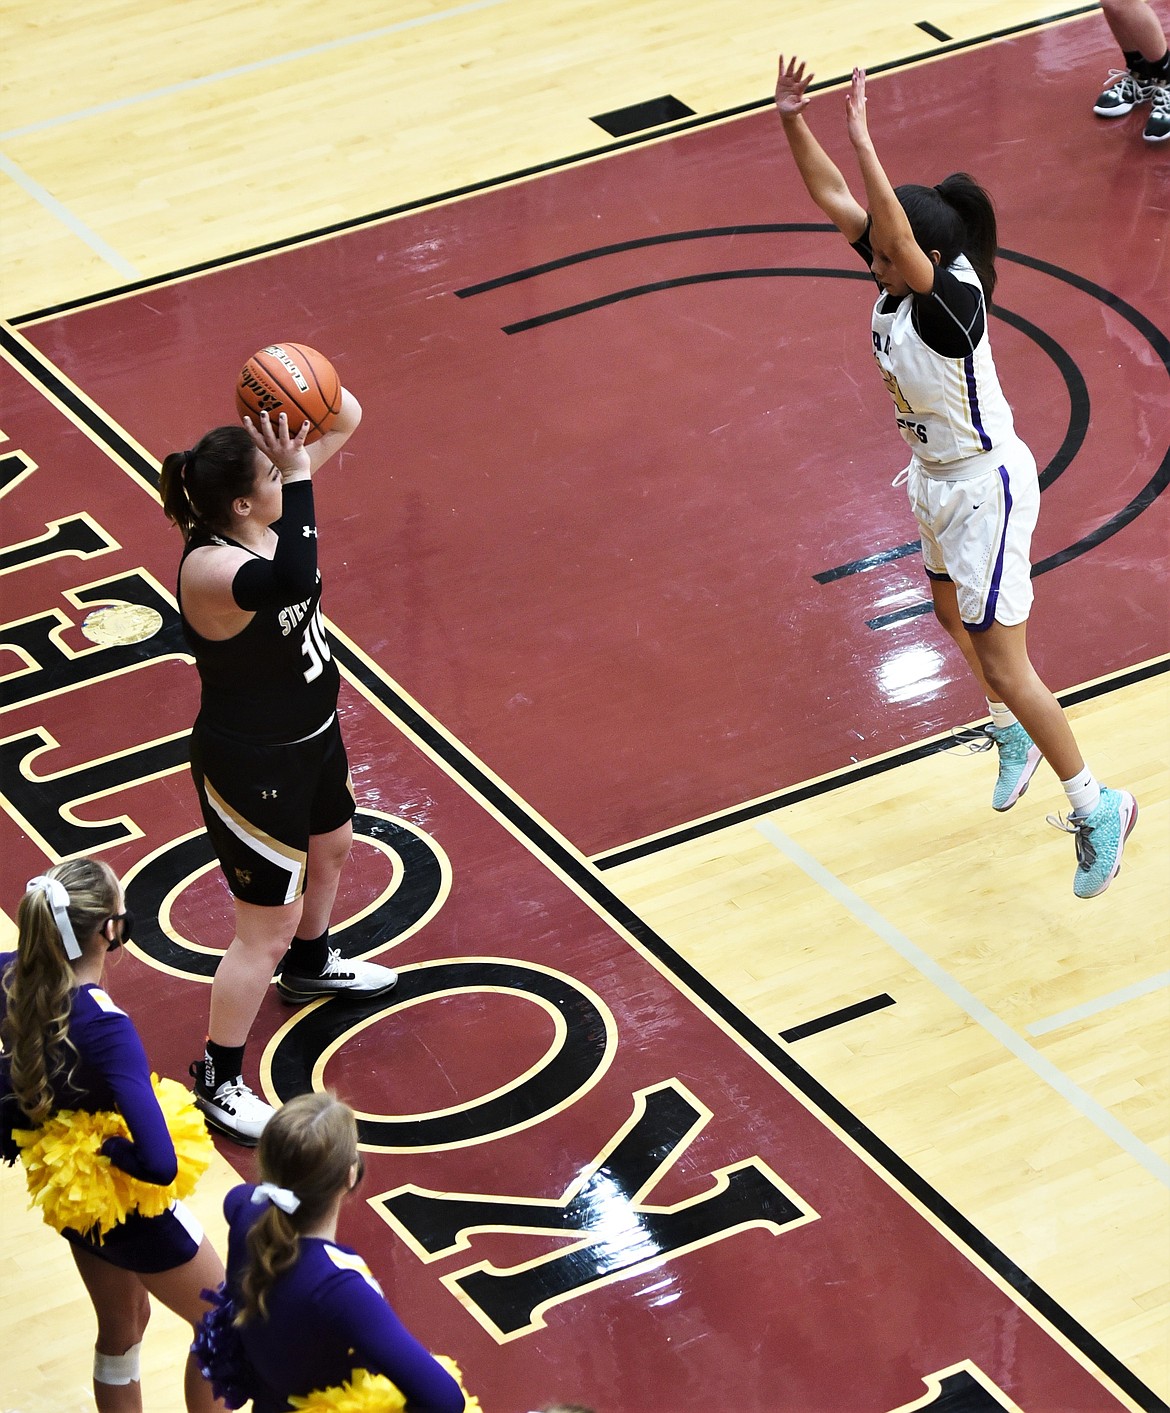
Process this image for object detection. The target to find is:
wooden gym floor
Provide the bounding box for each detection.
[1,3,1168,1411]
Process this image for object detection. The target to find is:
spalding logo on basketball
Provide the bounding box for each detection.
[235,342,342,443]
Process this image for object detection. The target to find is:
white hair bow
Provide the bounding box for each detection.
[26,875,82,960]
[251,1182,300,1215]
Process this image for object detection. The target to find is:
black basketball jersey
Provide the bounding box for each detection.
[179,530,340,744]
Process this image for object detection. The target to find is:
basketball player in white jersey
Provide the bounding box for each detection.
[773,56,1137,899]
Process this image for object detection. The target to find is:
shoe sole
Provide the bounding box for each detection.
[1094,105,1137,116]
[1075,793,1139,899]
[1144,130,1170,141]
[193,1097,263,1146]
[275,978,400,1005]
[992,743,1043,812]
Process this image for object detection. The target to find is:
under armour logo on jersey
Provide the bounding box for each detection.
[302,526,318,538]
[261,789,279,799]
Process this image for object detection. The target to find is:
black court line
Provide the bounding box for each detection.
[1,325,161,493]
[591,94,695,137]
[6,327,1167,1413]
[916,21,954,43]
[455,224,836,298]
[590,654,1170,870]
[781,994,897,1043]
[869,600,934,629]
[458,230,1165,627]
[11,5,1100,326]
[814,541,921,583]
[499,265,869,333]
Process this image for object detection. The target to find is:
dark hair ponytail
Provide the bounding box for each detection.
[160,425,258,540]
[895,172,998,305]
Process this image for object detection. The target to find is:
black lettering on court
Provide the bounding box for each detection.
[378,1080,814,1337]
[268,958,609,1148]
[0,514,114,573]
[0,570,185,708]
[888,1365,1016,1412]
[0,728,189,856]
[124,810,444,979]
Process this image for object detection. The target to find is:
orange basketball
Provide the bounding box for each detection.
[235,343,342,444]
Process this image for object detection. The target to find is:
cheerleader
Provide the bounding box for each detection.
[199,1091,465,1413]
[772,57,1138,900]
[0,859,225,1412]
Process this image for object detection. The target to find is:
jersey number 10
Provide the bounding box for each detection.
[300,605,332,682]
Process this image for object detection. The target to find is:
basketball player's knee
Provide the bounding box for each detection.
[93,1340,143,1387]
[320,829,353,873]
[978,659,1021,702]
[932,601,964,640]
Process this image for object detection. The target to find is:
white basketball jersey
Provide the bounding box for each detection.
[870,255,1015,467]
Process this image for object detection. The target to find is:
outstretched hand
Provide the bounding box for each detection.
[243,410,312,479]
[774,54,813,117]
[845,66,871,147]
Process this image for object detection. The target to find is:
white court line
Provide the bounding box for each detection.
[0,0,517,142]
[1027,970,1170,1037]
[754,817,1170,1189]
[0,152,141,280]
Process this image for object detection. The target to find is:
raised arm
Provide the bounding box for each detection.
[774,55,867,242]
[844,68,936,293]
[307,386,362,476]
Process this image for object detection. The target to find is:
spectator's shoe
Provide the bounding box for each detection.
[987,722,1043,812]
[190,1062,274,1145]
[1048,788,1138,899]
[276,948,399,1003]
[1144,83,1170,140]
[1093,69,1155,116]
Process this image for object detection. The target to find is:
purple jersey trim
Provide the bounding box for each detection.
[963,354,993,451]
[964,465,1011,633]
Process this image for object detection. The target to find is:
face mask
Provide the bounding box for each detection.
[107,910,135,950]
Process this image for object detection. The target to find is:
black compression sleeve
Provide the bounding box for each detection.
[912,265,986,356]
[851,217,875,270]
[230,480,319,610]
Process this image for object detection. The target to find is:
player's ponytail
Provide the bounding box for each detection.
[236,1092,360,1324]
[1,859,120,1124]
[896,172,998,305]
[160,425,257,540]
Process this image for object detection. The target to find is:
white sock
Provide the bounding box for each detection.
[987,699,1017,731]
[1061,766,1100,818]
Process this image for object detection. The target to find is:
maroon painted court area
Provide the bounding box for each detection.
[2,15,1167,1413]
[0,340,1143,1408]
[21,18,1170,859]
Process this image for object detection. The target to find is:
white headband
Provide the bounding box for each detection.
[26,875,82,960]
[251,1182,300,1215]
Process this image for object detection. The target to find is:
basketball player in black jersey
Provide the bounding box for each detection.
[160,398,397,1143]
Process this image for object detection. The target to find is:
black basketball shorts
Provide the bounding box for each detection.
[190,714,355,906]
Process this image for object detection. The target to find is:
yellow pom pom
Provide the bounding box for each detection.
[13,1074,215,1240]
[288,1368,407,1412]
[287,1360,480,1413]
